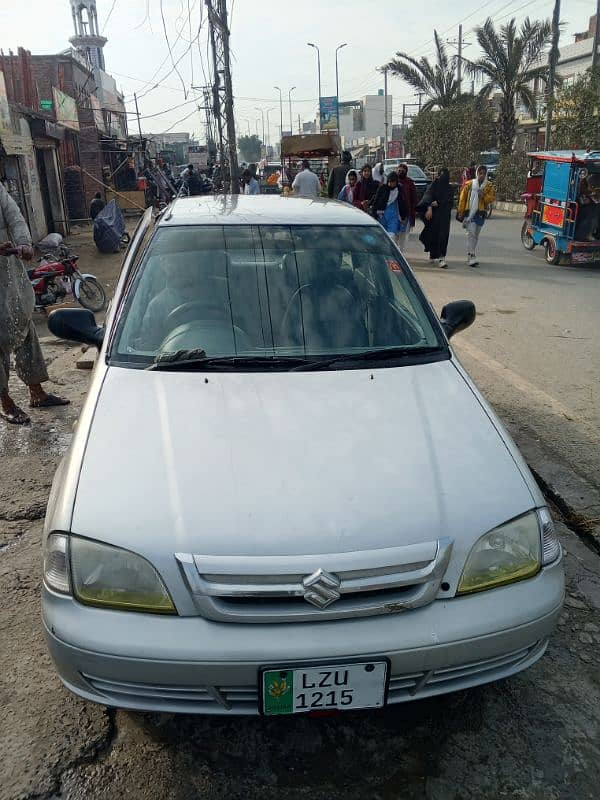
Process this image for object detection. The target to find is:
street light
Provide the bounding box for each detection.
[254,107,266,149]
[307,43,322,130]
[288,86,296,136]
[273,86,284,138]
[335,43,347,130]
[265,107,275,147]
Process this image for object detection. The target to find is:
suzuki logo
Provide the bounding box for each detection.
[302,568,341,609]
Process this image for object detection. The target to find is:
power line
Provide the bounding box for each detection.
[159,0,188,97]
[101,0,119,34]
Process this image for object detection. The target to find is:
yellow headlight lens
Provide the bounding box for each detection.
[457,511,541,595]
[70,536,176,614]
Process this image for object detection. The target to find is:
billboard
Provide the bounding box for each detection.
[52,87,79,131]
[387,141,404,159]
[0,71,11,135]
[319,96,339,131]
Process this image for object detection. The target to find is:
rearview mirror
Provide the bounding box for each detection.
[47,308,105,349]
[440,300,476,339]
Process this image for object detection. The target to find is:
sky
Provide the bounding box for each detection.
[0,0,596,142]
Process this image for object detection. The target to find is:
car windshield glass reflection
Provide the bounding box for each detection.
[112,225,444,368]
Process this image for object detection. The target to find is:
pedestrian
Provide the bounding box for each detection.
[457,165,496,267]
[337,170,358,203]
[241,168,260,195]
[372,162,386,185]
[291,159,322,199]
[419,167,453,268]
[397,163,418,250]
[327,150,353,199]
[461,162,476,187]
[89,192,105,220]
[370,171,408,245]
[353,165,379,212]
[0,182,69,425]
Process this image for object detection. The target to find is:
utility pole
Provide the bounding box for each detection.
[447,26,470,95]
[298,114,301,134]
[545,0,561,148]
[592,0,600,71]
[206,0,239,193]
[457,24,463,95]
[383,66,389,160]
[134,93,143,151]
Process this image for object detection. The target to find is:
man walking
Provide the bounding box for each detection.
[241,168,260,195]
[327,150,352,199]
[292,160,322,199]
[457,165,496,267]
[0,183,68,425]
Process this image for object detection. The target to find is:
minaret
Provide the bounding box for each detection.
[69,0,107,71]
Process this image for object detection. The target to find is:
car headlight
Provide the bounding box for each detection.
[457,509,559,596]
[43,533,176,614]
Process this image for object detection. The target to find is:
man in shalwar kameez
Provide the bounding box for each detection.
[0,182,68,425]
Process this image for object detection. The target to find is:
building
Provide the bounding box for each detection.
[143,132,191,166]
[0,48,69,237]
[516,14,598,149]
[338,94,393,148]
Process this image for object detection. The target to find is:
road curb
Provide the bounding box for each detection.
[494,200,525,215]
[505,421,600,555]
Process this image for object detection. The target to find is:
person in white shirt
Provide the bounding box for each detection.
[372,162,386,184]
[241,169,260,195]
[291,160,322,199]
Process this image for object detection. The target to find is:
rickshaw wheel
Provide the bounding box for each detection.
[521,220,535,250]
[545,238,561,265]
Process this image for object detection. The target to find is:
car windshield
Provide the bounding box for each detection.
[111,224,444,368]
[407,165,427,180]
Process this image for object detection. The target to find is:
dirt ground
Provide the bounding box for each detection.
[1,215,599,800]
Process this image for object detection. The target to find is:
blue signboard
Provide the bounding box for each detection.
[319,96,339,131]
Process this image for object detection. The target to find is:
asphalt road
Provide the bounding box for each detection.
[0,213,599,800]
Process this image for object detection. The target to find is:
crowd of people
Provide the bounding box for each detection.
[322,151,495,269]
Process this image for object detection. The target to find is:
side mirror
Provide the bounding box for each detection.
[440,300,476,339]
[47,308,105,349]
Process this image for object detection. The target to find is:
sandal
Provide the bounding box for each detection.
[0,406,31,425]
[30,393,70,409]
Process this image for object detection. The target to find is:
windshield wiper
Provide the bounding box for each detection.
[291,345,445,371]
[147,349,310,371]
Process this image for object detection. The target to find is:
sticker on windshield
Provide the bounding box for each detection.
[387,259,403,273]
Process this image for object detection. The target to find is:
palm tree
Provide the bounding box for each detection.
[465,17,553,154]
[384,31,460,112]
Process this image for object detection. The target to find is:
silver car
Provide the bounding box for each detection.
[43,196,564,716]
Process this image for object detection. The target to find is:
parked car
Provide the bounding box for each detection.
[385,163,431,202]
[43,196,563,716]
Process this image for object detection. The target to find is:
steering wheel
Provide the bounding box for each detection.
[167,300,228,329]
[281,282,358,342]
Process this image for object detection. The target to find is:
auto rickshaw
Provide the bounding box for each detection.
[521,150,600,265]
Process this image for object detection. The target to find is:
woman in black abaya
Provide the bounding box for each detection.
[419,168,453,268]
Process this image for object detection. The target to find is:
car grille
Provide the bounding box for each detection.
[81,640,546,714]
[175,538,453,623]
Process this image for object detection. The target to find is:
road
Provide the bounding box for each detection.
[0,213,599,800]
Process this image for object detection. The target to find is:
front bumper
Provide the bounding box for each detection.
[42,559,564,714]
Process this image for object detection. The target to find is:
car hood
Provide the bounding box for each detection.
[73,360,534,560]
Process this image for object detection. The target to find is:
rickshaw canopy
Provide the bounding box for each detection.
[527,150,600,165]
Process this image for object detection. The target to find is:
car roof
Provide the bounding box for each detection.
[159,195,379,227]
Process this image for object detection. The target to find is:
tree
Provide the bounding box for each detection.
[405,98,495,177]
[466,17,553,154]
[553,68,600,149]
[237,135,262,163]
[384,30,460,111]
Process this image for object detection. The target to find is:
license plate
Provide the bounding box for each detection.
[261,661,388,715]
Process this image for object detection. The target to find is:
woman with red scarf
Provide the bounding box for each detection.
[352,165,379,212]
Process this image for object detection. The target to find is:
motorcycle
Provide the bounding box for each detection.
[23,245,107,313]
